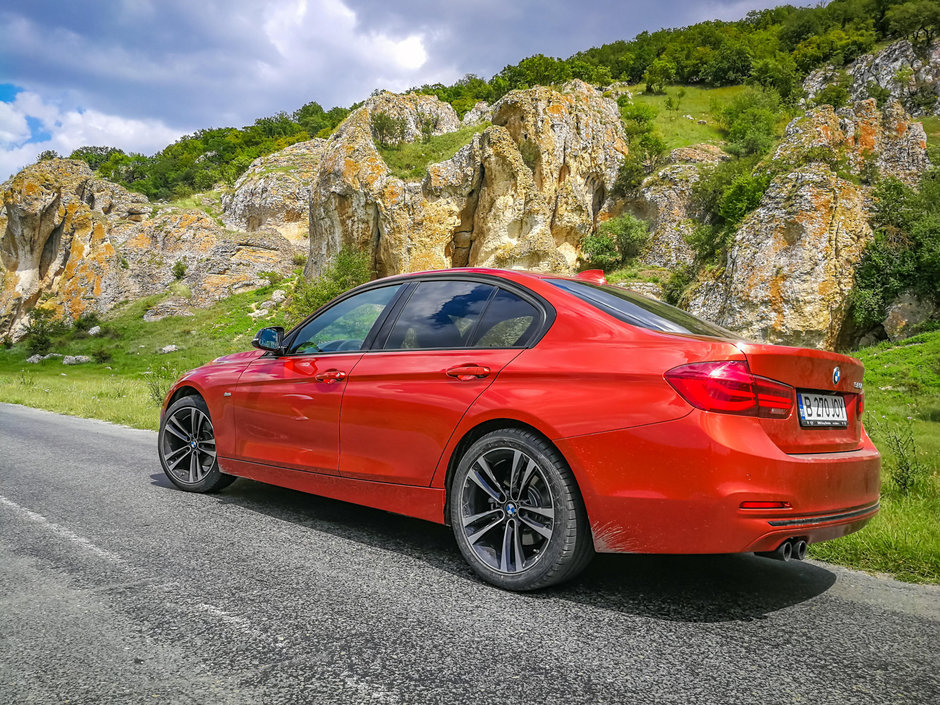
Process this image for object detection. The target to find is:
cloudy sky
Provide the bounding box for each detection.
[1,0,788,180]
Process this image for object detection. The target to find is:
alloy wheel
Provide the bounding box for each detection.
[458,447,556,574]
[161,406,217,485]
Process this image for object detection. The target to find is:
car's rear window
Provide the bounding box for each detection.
[549,279,741,339]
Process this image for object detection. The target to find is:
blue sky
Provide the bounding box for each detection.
[0,0,788,180]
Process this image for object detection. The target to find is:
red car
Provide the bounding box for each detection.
[159,268,880,590]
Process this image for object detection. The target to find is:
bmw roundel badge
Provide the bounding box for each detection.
[832,366,841,385]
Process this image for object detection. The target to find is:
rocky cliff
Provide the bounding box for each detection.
[0,160,297,339]
[804,39,940,116]
[306,80,628,278]
[686,100,930,349]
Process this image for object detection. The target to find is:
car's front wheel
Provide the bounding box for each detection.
[159,395,235,493]
[450,428,594,591]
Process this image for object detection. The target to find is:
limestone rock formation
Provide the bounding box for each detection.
[461,102,492,126]
[221,138,328,241]
[307,80,628,278]
[623,145,729,270]
[804,40,940,116]
[0,159,296,339]
[687,101,929,349]
[882,292,936,341]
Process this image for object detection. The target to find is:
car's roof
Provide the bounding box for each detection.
[375,267,571,285]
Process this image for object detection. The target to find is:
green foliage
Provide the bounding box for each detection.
[284,248,372,327]
[852,171,940,327]
[582,215,650,269]
[37,150,60,162]
[713,87,782,157]
[814,71,853,109]
[23,307,68,356]
[69,146,125,171]
[749,53,801,100]
[866,80,893,106]
[613,99,668,194]
[643,57,676,93]
[881,417,931,495]
[886,1,940,44]
[292,252,308,267]
[91,347,113,364]
[172,261,187,280]
[377,123,488,181]
[662,265,696,306]
[792,21,877,73]
[73,311,101,332]
[371,111,407,148]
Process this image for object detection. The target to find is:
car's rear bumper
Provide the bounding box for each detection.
[555,410,881,554]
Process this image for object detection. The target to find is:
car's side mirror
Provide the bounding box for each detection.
[252,326,285,354]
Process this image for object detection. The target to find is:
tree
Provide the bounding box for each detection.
[714,87,782,157]
[886,1,940,43]
[69,146,125,171]
[36,149,60,162]
[371,111,406,148]
[643,57,676,93]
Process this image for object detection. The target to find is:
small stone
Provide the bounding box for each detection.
[63,355,91,365]
[259,300,275,309]
[159,345,179,354]
[271,289,287,303]
[26,354,42,364]
[42,353,63,359]
[248,309,269,319]
[684,114,694,121]
[697,119,707,125]
[87,325,102,336]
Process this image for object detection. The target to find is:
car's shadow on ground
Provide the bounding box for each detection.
[152,473,837,623]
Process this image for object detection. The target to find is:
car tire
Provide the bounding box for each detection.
[159,395,235,493]
[450,428,594,591]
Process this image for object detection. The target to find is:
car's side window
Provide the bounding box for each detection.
[382,281,495,350]
[470,289,540,348]
[289,284,402,355]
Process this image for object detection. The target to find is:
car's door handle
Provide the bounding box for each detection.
[446,364,491,381]
[314,369,347,383]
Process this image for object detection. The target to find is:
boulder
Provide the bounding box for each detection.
[882,292,936,341]
[63,355,91,365]
[461,102,492,126]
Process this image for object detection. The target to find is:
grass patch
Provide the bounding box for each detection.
[605,262,671,285]
[809,331,940,583]
[377,123,489,180]
[619,84,748,150]
[920,115,940,160]
[154,190,226,225]
[0,282,296,430]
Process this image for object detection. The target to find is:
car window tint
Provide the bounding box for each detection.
[290,284,402,354]
[472,289,539,348]
[549,279,741,339]
[384,281,494,350]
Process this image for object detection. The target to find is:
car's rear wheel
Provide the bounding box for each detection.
[450,428,594,591]
[159,395,235,493]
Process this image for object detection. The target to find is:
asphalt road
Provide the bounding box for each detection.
[0,403,938,704]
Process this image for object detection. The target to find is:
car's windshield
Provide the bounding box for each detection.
[549,279,742,340]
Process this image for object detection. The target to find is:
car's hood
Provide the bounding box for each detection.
[210,349,265,365]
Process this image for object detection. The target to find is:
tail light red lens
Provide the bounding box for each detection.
[857,392,865,418]
[664,361,794,419]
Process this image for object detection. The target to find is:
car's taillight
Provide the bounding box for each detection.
[664,361,794,418]
[857,392,864,418]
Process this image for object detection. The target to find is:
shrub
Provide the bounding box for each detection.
[74,311,101,332]
[145,365,183,406]
[23,307,67,356]
[582,215,650,269]
[865,80,892,107]
[581,231,620,268]
[713,87,782,157]
[172,261,187,280]
[292,252,308,267]
[880,417,929,496]
[91,347,113,364]
[611,154,646,196]
[371,111,407,148]
[284,248,372,327]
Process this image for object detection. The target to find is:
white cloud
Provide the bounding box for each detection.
[0,92,185,180]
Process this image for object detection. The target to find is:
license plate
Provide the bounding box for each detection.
[797,392,848,428]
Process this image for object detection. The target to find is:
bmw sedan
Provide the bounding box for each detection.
[159,268,881,590]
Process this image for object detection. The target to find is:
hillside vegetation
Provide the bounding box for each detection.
[37,0,936,202]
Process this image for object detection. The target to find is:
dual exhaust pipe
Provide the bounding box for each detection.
[757,538,808,562]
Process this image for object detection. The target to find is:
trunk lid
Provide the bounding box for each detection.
[737,342,864,453]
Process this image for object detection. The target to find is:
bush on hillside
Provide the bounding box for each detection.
[582,214,650,268]
[284,248,372,327]
[713,87,782,157]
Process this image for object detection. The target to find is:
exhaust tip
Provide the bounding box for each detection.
[792,539,808,561]
[756,539,793,562]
